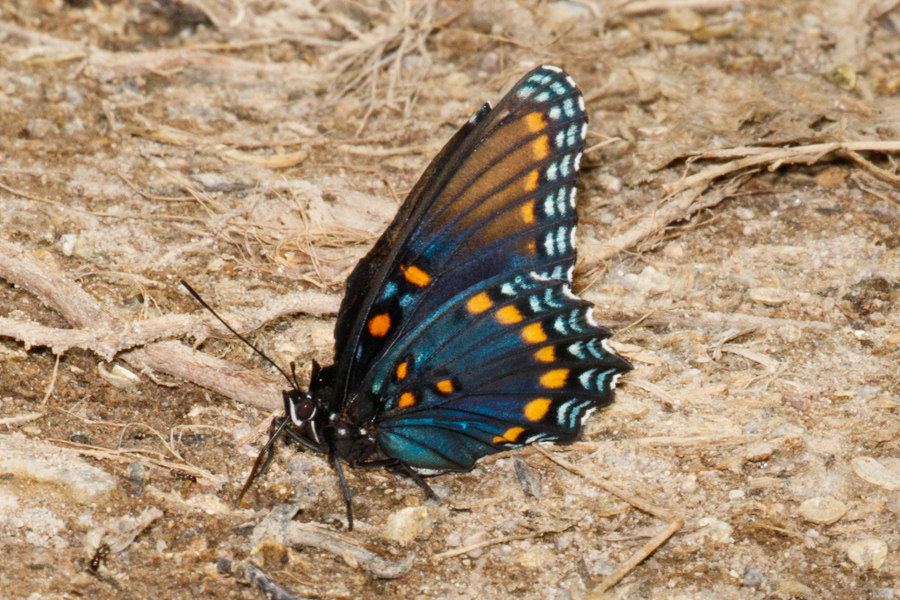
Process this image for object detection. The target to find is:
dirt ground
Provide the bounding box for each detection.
[1,0,900,598]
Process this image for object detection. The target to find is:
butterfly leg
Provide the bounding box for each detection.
[352,458,443,504]
[331,452,355,532]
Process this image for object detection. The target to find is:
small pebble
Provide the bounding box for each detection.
[126,461,145,496]
[742,563,766,587]
[25,118,58,139]
[516,545,554,569]
[734,207,755,220]
[478,52,499,74]
[382,506,431,546]
[59,233,78,257]
[595,173,622,194]
[513,457,541,498]
[743,441,775,462]
[662,242,684,258]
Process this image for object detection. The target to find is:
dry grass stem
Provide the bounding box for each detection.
[586,517,685,598]
[432,523,576,561]
[535,446,674,520]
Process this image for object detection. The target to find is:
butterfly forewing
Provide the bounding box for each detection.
[325,66,631,470]
[335,67,589,405]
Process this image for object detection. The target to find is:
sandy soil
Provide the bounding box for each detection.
[1,0,899,598]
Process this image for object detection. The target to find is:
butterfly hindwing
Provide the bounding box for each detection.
[369,273,630,470]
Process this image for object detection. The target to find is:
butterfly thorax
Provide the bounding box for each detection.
[326,415,380,466]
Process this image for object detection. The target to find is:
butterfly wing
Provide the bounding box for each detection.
[330,66,595,407]
[326,65,631,469]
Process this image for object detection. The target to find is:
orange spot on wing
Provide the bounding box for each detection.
[524,398,552,422]
[396,361,408,380]
[524,169,539,192]
[467,292,493,314]
[532,135,549,160]
[539,369,569,389]
[526,240,537,254]
[402,265,431,287]
[521,200,535,224]
[368,313,391,337]
[496,305,523,325]
[436,379,454,394]
[399,392,415,408]
[521,323,547,344]
[534,346,555,363]
[525,111,547,132]
[493,427,525,444]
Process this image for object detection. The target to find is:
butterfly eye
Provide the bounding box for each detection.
[288,394,317,424]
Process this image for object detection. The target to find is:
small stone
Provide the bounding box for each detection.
[251,539,290,567]
[742,563,766,587]
[98,363,140,391]
[461,531,491,558]
[126,461,145,496]
[852,456,900,491]
[59,233,78,257]
[477,52,499,74]
[25,118,58,139]
[749,287,789,306]
[513,457,541,498]
[516,545,554,569]
[595,173,622,194]
[825,64,857,91]
[743,441,776,462]
[662,243,684,258]
[847,538,888,570]
[728,489,745,500]
[885,330,900,345]
[382,506,432,546]
[734,207,755,220]
[798,496,848,524]
[695,518,734,545]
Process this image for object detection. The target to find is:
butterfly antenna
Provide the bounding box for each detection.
[180,280,296,389]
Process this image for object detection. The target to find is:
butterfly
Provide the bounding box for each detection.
[221,65,632,530]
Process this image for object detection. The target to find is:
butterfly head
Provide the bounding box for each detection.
[283,388,325,446]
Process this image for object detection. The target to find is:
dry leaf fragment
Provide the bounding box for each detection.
[852,457,900,491]
[222,148,309,169]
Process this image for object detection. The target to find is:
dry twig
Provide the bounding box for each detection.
[0,237,338,412]
[586,517,685,598]
[432,523,576,561]
[535,446,674,520]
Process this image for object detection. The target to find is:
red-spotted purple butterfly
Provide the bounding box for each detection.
[186,65,631,530]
